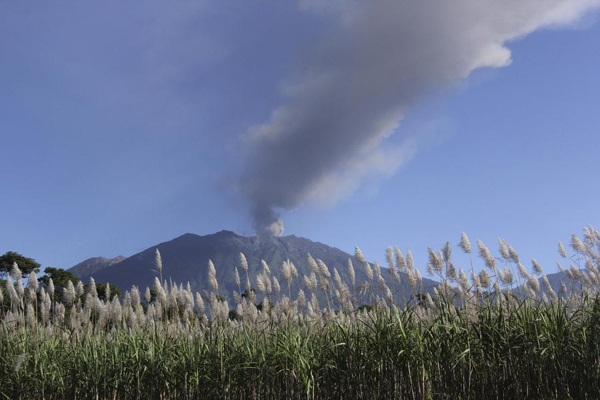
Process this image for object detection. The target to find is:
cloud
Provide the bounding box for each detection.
[238,0,600,235]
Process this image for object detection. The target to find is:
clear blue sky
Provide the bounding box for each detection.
[1,1,599,276]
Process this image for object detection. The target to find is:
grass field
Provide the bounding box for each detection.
[1,227,600,399]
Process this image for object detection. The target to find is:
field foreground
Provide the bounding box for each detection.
[2,227,600,399]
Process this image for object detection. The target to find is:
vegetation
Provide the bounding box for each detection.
[1,226,600,399]
[0,251,40,279]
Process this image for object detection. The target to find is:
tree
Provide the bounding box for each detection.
[38,267,80,288]
[0,251,41,279]
[95,282,121,301]
[37,267,121,302]
[38,267,81,303]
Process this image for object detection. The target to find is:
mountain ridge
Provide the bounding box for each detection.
[68,230,438,301]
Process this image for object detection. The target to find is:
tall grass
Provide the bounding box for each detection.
[1,226,600,399]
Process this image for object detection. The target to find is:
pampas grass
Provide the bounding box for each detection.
[2,226,600,399]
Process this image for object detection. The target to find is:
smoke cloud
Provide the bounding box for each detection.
[239,0,599,236]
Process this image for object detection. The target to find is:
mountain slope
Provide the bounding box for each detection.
[73,230,437,301]
[69,256,126,279]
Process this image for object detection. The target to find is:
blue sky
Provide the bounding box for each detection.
[1,1,599,276]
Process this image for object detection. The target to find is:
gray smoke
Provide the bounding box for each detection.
[239,0,599,236]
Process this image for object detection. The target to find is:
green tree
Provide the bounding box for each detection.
[38,267,80,288]
[95,282,121,301]
[0,251,41,279]
[37,267,121,302]
[38,267,81,303]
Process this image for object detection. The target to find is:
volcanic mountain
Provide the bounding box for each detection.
[68,230,437,301]
[69,256,126,278]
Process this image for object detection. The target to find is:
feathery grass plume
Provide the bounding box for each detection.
[298,289,306,308]
[63,281,76,305]
[15,279,24,298]
[153,248,163,283]
[394,247,406,271]
[47,278,55,297]
[479,270,491,289]
[406,250,414,271]
[310,292,320,313]
[505,248,518,267]
[239,253,248,271]
[459,232,472,253]
[5,279,19,305]
[130,286,140,306]
[234,267,241,288]
[377,275,386,292]
[386,246,394,269]
[347,259,355,287]
[256,274,266,293]
[446,261,457,281]
[153,277,165,304]
[528,275,540,294]
[585,256,596,274]
[541,274,554,293]
[373,261,382,281]
[558,241,567,258]
[556,261,565,273]
[318,260,331,279]
[471,271,482,292]
[406,268,416,291]
[208,260,218,292]
[354,247,367,265]
[498,238,510,260]
[10,263,22,281]
[105,282,111,301]
[571,234,587,254]
[88,277,96,299]
[144,286,151,303]
[272,276,281,294]
[306,253,318,274]
[583,226,596,245]
[27,271,38,292]
[264,273,273,293]
[427,248,443,274]
[531,259,543,275]
[427,262,434,276]
[477,240,496,271]
[310,272,319,290]
[500,267,513,286]
[76,281,84,298]
[426,292,435,308]
[303,274,313,291]
[261,259,271,275]
[281,260,292,283]
[494,282,502,302]
[385,285,393,305]
[458,268,469,290]
[516,262,528,279]
[195,292,205,312]
[560,281,568,296]
[442,242,452,262]
[290,261,298,279]
[364,261,373,282]
[333,268,343,290]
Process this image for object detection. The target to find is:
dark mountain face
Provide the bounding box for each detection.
[68,230,437,301]
[69,256,126,279]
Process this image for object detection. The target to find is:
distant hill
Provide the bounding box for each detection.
[68,230,437,302]
[69,256,126,279]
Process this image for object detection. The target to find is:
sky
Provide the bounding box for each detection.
[1,1,599,276]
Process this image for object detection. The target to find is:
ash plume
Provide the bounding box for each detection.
[239,0,599,236]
